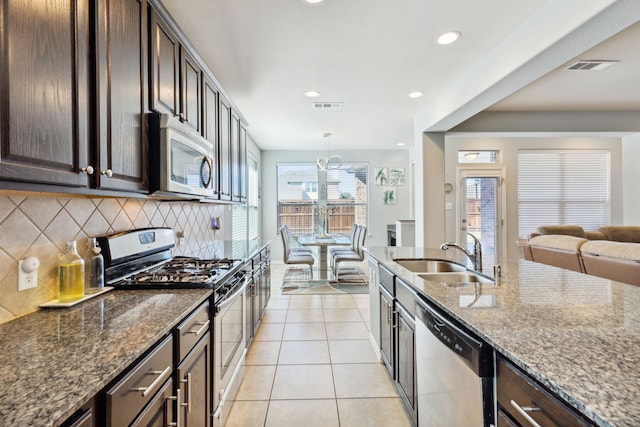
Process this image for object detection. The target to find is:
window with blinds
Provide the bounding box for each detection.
[277,163,368,235]
[517,150,610,239]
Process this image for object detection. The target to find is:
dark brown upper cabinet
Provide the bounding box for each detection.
[149,8,179,116]
[180,49,202,132]
[0,0,92,187]
[203,75,219,193]
[149,7,201,133]
[231,113,247,203]
[95,0,149,192]
[237,123,248,203]
[217,97,232,201]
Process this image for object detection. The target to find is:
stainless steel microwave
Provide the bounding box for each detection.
[149,114,214,199]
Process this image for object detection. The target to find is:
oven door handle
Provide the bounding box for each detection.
[216,275,249,311]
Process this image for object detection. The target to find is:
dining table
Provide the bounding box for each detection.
[297,234,351,280]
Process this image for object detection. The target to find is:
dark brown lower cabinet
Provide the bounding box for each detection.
[131,378,175,427]
[378,284,394,374]
[496,356,594,427]
[176,332,210,427]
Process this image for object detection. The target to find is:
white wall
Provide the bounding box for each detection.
[622,133,640,224]
[261,149,411,261]
[443,135,623,263]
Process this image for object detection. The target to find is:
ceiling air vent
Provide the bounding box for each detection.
[565,60,619,71]
[312,102,343,109]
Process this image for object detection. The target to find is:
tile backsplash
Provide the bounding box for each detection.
[0,192,225,324]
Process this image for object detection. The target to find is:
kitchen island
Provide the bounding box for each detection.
[365,246,640,427]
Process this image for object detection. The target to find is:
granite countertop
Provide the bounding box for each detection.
[366,246,640,427]
[0,288,212,426]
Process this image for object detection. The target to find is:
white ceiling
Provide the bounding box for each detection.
[160,0,640,150]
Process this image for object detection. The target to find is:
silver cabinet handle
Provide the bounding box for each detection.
[81,166,94,175]
[188,320,210,337]
[510,400,542,427]
[101,169,113,178]
[167,388,181,427]
[132,365,172,397]
[186,373,192,413]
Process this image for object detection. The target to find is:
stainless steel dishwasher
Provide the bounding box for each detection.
[415,296,495,426]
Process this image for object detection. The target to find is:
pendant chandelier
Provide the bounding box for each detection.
[316,132,343,170]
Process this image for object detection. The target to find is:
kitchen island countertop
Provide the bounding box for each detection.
[366,246,640,427]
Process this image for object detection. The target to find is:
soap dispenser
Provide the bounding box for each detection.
[88,238,105,290]
[58,241,85,302]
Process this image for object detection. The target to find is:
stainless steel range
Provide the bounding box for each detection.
[97,227,248,427]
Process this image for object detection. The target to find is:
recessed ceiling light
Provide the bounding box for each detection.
[437,31,461,45]
[304,0,324,4]
[397,142,406,147]
[305,90,320,98]
[408,91,424,98]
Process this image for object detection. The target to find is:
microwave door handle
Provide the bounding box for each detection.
[200,156,212,188]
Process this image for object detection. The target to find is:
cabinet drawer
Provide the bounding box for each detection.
[106,335,174,427]
[395,277,416,317]
[379,264,395,294]
[496,357,593,427]
[175,301,210,362]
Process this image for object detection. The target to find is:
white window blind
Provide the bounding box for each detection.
[517,150,610,239]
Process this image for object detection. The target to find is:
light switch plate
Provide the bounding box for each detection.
[445,202,454,210]
[18,260,38,291]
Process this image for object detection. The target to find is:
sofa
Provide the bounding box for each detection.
[522,225,640,286]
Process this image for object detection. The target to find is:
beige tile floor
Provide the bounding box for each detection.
[225,262,413,427]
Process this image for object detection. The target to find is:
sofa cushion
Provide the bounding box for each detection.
[529,235,588,251]
[597,226,640,243]
[535,225,587,238]
[581,240,640,262]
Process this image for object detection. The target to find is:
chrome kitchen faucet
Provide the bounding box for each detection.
[440,232,483,272]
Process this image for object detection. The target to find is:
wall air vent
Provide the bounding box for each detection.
[312,102,343,109]
[565,60,619,71]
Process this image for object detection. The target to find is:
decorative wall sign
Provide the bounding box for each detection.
[375,167,388,185]
[383,186,396,205]
[389,168,405,185]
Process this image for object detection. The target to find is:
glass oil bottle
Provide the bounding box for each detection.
[58,241,85,302]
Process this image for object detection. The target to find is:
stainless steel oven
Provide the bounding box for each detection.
[212,270,248,427]
[149,113,214,199]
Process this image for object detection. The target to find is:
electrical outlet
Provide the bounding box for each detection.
[18,258,39,291]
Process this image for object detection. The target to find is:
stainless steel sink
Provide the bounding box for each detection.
[418,272,495,285]
[393,258,467,273]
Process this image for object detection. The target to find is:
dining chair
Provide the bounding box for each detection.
[329,224,361,271]
[282,224,313,255]
[329,223,358,259]
[333,225,367,281]
[280,226,315,279]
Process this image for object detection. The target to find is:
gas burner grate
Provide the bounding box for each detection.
[166,257,239,270]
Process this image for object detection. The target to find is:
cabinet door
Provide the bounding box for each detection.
[236,123,248,202]
[230,112,241,202]
[379,285,394,376]
[130,378,175,427]
[396,304,417,424]
[95,0,148,192]
[203,76,218,145]
[217,97,232,201]
[177,333,211,427]
[259,261,270,316]
[149,8,179,116]
[0,0,91,187]
[180,49,201,132]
